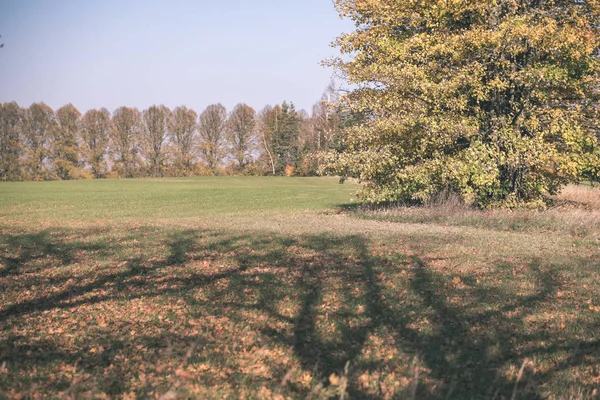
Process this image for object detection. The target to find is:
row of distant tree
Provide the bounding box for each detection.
[0,86,342,181]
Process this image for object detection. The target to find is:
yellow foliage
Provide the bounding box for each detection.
[284,164,295,177]
[327,0,600,207]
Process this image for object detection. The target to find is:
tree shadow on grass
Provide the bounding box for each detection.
[0,230,105,278]
[0,227,598,398]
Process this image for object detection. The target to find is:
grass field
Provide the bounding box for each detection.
[0,177,599,399]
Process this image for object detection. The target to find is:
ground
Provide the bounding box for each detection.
[0,177,598,399]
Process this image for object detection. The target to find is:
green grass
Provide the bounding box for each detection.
[0,178,599,399]
[0,177,357,221]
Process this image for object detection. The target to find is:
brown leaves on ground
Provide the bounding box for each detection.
[0,224,599,399]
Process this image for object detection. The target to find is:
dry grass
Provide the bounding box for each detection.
[553,184,600,210]
[354,185,600,238]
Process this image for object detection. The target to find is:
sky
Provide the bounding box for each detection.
[0,0,353,114]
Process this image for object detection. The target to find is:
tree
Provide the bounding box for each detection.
[258,105,281,176]
[0,102,23,181]
[328,0,600,207]
[227,104,257,169]
[311,83,340,152]
[297,108,312,151]
[111,106,142,178]
[272,101,301,175]
[21,103,55,180]
[81,108,111,178]
[53,104,81,180]
[168,106,198,176]
[141,105,170,177]
[198,104,227,173]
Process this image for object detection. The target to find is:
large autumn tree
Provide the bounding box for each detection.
[328,0,600,207]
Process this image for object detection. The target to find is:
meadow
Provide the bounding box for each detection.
[0,177,599,399]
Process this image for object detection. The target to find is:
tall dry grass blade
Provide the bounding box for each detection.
[411,361,420,400]
[444,379,457,400]
[511,359,529,400]
[339,360,350,400]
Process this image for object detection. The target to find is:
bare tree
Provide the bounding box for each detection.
[227,104,257,169]
[141,105,170,177]
[310,82,340,151]
[81,108,111,178]
[198,104,227,173]
[169,106,198,175]
[111,106,142,178]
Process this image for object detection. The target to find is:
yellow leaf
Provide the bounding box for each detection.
[329,373,340,386]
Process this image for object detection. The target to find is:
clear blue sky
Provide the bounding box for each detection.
[0,0,352,114]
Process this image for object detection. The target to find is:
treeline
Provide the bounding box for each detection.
[0,87,341,181]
